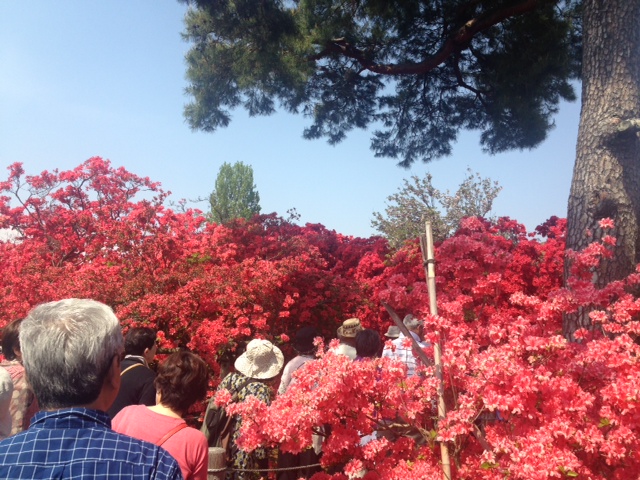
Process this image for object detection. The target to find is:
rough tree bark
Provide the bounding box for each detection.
[564,0,640,338]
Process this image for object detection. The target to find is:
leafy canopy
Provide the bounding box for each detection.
[371,169,502,248]
[209,161,261,223]
[180,0,581,166]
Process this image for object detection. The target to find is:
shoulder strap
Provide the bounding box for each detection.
[120,362,144,376]
[157,422,188,446]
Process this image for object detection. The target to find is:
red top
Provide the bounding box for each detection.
[112,404,208,480]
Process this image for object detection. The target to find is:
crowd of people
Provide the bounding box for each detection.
[0,298,430,480]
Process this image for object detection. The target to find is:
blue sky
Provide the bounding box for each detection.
[0,1,579,238]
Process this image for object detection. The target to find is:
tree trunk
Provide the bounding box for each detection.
[564,0,640,339]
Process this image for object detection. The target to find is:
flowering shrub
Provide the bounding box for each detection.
[3,160,640,478]
[226,218,640,479]
[0,159,387,371]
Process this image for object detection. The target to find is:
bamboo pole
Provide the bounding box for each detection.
[421,222,452,480]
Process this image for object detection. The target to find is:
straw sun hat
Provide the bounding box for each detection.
[337,318,363,338]
[235,339,284,380]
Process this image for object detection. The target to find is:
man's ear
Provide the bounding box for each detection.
[98,354,122,412]
[106,355,121,390]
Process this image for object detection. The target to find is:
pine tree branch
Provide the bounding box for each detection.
[309,0,558,76]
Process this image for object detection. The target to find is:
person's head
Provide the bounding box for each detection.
[20,298,123,410]
[155,351,209,415]
[337,318,363,342]
[1,318,24,361]
[384,325,401,339]
[403,314,424,334]
[235,339,284,380]
[355,329,382,358]
[124,327,157,363]
[293,326,321,355]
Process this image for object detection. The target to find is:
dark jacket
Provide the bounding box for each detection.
[107,357,156,419]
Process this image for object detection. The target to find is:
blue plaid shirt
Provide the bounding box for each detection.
[0,408,183,479]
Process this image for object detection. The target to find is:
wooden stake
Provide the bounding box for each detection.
[421,221,452,480]
[207,447,226,480]
[381,222,452,479]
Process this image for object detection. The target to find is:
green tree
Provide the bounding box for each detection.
[209,162,261,223]
[179,0,640,334]
[372,170,501,248]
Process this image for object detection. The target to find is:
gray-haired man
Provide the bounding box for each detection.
[0,298,182,479]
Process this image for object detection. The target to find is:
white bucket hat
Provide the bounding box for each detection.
[384,325,401,338]
[235,339,284,380]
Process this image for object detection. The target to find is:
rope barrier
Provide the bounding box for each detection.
[207,447,322,478]
[209,462,322,473]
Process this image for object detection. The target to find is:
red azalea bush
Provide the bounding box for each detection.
[227,217,640,479]
[3,159,640,478]
[0,158,387,370]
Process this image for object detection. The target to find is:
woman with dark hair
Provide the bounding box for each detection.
[112,351,210,480]
[355,329,382,359]
[0,318,38,435]
[278,326,320,395]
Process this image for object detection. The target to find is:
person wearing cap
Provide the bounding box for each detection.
[332,318,363,360]
[381,314,428,377]
[277,326,322,480]
[384,325,401,339]
[219,338,284,480]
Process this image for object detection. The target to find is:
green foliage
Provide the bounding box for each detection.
[179,0,582,166]
[209,161,261,223]
[371,169,501,248]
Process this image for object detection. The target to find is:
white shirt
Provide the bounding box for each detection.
[332,343,357,360]
[381,331,428,377]
[278,355,314,395]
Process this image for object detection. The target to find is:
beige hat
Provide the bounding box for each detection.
[384,325,401,338]
[337,318,363,338]
[235,339,284,379]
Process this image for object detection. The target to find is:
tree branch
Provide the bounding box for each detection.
[309,0,557,76]
[452,52,488,107]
